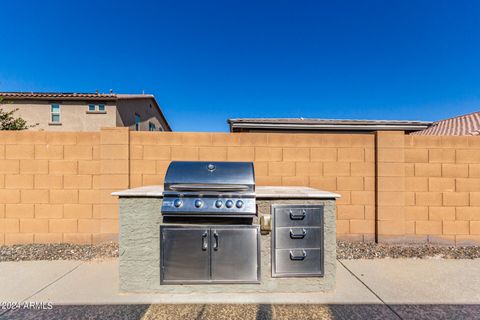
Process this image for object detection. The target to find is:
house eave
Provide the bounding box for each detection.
[229,122,432,132]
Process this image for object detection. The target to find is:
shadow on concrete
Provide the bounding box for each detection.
[2,304,479,320]
[388,304,480,320]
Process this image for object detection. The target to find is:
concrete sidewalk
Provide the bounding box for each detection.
[0,258,479,305]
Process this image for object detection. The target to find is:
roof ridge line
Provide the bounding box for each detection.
[433,110,480,123]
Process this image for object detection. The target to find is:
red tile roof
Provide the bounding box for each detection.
[0,92,117,99]
[0,92,155,101]
[412,111,480,136]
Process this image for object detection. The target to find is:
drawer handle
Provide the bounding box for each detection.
[289,228,307,239]
[289,250,307,261]
[289,209,306,220]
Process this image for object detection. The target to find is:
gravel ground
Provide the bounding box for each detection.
[0,242,119,262]
[1,241,479,262]
[336,241,480,259]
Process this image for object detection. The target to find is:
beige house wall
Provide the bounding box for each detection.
[116,98,168,131]
[1,97,170,132]
[0,128,479,245]
[2,100,117,131]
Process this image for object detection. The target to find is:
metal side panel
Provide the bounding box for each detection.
[160,226,210,284]
[211,225,261,283]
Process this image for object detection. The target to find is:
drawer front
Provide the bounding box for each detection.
[274,249,323,276]
[275,227,322,249]
[274,207,323,227]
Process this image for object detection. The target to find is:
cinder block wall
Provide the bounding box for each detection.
[0,129,129,245]
[0,131,101,245]
[129,132,376,242]
[403,135,480,245]
[0,128,479,245]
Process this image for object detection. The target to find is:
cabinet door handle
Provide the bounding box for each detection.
[201,231,208,251]
[289,209,306,220]
[213,231,219,251]
[289,250,307,261]
[289,228,307,239]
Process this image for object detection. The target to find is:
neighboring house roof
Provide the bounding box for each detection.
[0,92,117,100]
[411,111,480,136]
[228,118,432,132]
[0,91,172,131]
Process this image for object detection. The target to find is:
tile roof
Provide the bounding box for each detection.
[0,92,155,101]
[411,111,480,136]
[0,92,117,99]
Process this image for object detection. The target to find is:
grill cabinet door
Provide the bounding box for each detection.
[211,226,260,283]
[161,227,210,283]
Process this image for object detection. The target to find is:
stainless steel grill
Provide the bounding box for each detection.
[161,161,256,218]
[160,161,260,284]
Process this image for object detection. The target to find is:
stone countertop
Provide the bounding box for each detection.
[112,186,340,199]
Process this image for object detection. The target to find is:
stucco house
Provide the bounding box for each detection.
[0,92,171,131]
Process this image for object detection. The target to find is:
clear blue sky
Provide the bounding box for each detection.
[1,1,479,131]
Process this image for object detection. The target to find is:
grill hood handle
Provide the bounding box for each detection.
[168,184,250,192]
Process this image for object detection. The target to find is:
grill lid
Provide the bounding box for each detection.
[164,161,255,193]
[162,161,256,217]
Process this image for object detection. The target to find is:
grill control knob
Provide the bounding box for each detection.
[225,200,234,208]
[194,199,203,208]
[236,200,244,208]
[173,199,183,208]
[215,200,223,208]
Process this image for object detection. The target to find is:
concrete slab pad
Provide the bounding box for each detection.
[30,259,380,304]
[29,259,124,304]
[341,259,480,304]
[0,261,81,303]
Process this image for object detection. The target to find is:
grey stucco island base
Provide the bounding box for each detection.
[113,186,340,294]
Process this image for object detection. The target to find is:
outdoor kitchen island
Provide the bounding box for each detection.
[113,185,340,294]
